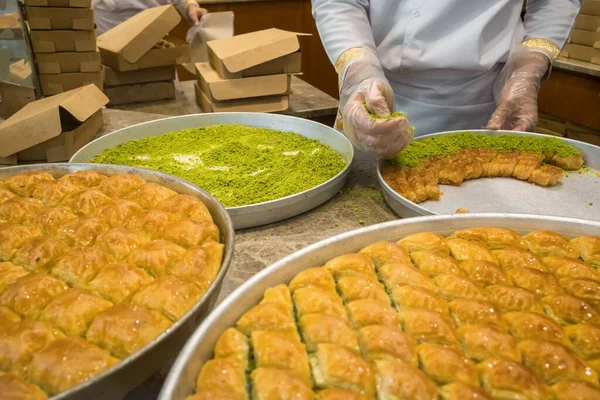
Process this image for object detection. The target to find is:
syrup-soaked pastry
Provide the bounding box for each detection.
[324,253,377,279]
[5,172,54,197]
[410,250,463,277]
[214,328,249,370]
[0,223,42,260]
[552,380,600,400]
[571,236,600,267]
[1,274,68,319]
[25,206,77,235]
[448,299,507,330]
[128,276,202,321]
[162,218,220,248]
[358,325,417,365]
[30,180,81,206]
[12,236,69,273]
[337,275,390,305]
[375,358,438,400]
[0,372,48,400]
[529,165,564,186]
[491,246,546,271]
[485,285,543,313]
[398,232,447,253]
[522,230,578,258]
[458,325,520,362]
[417,344,478,386]
[251,331,311,382]
[359,241,412,268]
[445,238,497,264]
[543,294,600,325]
[449,227,525,249]
[125,209,180,239]
[62,189,112,216]
[92,199,143,228]
[58,170,106,188]
[57,217,109,247]
[504,311,570,345]
[40,288,113,337]
[390,286,449,314]
[0,262,28,295]
[94,227,150,260]
[438,382,492,400]
[589,358,600,375]
[434,274,487,301]
[477,356,549,400]
[310,343,376,396]
[565,324,600,360]
[346,299,401,329]
[252,368,313,400]
[260,285,294,317]
[0,320,65,373]
[156,194,213,222]
[86,304,172,358]
[0,305,20,326]
[87,263,153,304]
[96,173,145,198]
[0,186,16,204]
[543,256,600,281]
[293,287,348,320]
[378,263,436,292]
[125,182,177,209]
[513,151,545,180]
[127,240,186,277]
[51,247,115,288]
[559,278,600,308]
[317,388,375,400]
[0,198,44,224]
[236,303,299,341]
[457,260,511,287]
[299,313,359,352]
[399,309,459,347]
[25,337,118,395]
[196,357,247,400]
[167,243,224,291]
[519,339,598,385]
[551,152,585,170]
[288,267,337,294]
[507,267,563,296]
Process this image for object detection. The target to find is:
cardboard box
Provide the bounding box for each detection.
[104,81,176,105]
[26,6,95,30]
[40,70,103,96]
[575,14,600,32]
[104,65,176,86]
[30,29,97,53]
[561,44,600,64]
[0,84,108,163]
[36,50,101,74]
[241,52,302,78]
[194,81,288,113]
[98,5,190,72]
[25,0,91,7]
[582,0,600,16]
[207,28,308,79]
[196,62,290,102]
[570,29,600,48]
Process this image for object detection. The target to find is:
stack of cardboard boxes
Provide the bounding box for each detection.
[97,5,190,105]
[26,0,102,96]
[562,0,600,64]
[195,28,305,113]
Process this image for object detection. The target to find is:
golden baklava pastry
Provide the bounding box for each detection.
[196,357,247,400]
[294,287,348,320]
[410,250,463,277]
[359,241,411,267]
[12,236,69,274]
[477,356,549,400]
[438,382,492,400]
[252,368,314,400]
[375,358,438,400]
[5,172,54,197]
[87,262,153,304]
[167,243,224,291]
[0,186,16,204]
[299,313,359,352]
[62,189,112,216]
[289,267,337,294]
[506,267,563,296]
[347,299,400,329]
[552,380,600,400]
[125,182,177,209]
[0,223,43,260]
[236,303,299,341]
[161,218,220,248]
[445,238,497,264]
[127,240,186,277]
[399,309,459,347]
[565,324,600,360]
[156,194,213,222]
[337,274,390,304]
[559,278,600,308]
[57,217,110,247]
[260,284,294,316]
[30,180,81,206]
[1,274,68,319]
[448,299,506,330]
[358,325,417,365]
[434,274,487,301]
[484,285,543,313]
[214,328,249,369]
[0,262,28,295]
[251,331,311,382]
[504,311,570,345]
[58,170,106,188]
[449,227,525,249]
[543,256,600,281]
[51,247,115,288]
[543,294,600,325]
[317,388,375,400]
[417,343,478,386]
[25,206,78,235]
[522,230,578,258]
[94,227,150,260]
[125,209,180,238]
[378,262,436,292]
[93,199,143,228]
[491,246,546,271]
[0,198,45,224]
[96,173,145,198]
[0,305,21,326]
[458,260,511,286]
[571,236,600,266]
[398,232,447,253]
[390,286,449,314]
[457,325,520,362]
[324,253,377,279]
[0,372,48,400]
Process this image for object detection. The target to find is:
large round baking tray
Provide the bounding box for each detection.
[0,163,234,400]
[377,129,600,220]
[70,113,355,230]
[159,213,600,400]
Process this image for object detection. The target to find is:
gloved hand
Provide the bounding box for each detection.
[185,1,208,26]
[486,46,550,132]
[339,48,413,159]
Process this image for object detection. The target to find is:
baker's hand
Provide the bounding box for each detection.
[339,48,413,158]
[486,49,550,132]
[187,2,208,26]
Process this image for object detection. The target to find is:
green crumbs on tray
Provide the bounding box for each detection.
[91,125,346,207]
[393,132,580,167]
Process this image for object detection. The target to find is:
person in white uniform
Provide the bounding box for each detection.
[93,0,208,35]
[312,0,580,158]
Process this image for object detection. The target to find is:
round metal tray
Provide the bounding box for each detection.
[377,130,600,220]
[159,213,600,400]
[70,113,355,230]
[0,163,235,400]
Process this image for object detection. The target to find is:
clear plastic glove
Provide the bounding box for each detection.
[486,46,550,132]
[339,49,414,159]
[186,2,208,26]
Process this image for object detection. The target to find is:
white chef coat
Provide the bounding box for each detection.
[93,0,188,34]
[312,0,579,136]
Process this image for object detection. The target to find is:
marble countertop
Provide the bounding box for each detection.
[554,57,600,79]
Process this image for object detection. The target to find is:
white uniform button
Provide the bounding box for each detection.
[413,10,420,18]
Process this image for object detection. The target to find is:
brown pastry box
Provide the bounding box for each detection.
[29,29,97,53]
[581,0,600,16]
[26,5,95,30]
[39,69,104,96]
[194,81,289,113]
[97,4,190,72]
[103,65,176,86]
[569,29,600,48]
[0,84,108,164]
[104,81,176,105]
[561,43,600,64]
[575,14,600,32]
[24,0,91,7]
[35,50,101,74]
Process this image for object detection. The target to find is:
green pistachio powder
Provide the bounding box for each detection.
[91,125,347,207]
